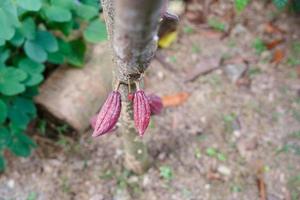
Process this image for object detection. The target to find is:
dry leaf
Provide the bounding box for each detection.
[158,31,178,48]
[162,92,190,107]
[272,49,284,64]
[264,22,283,34]
[266,39,284,49]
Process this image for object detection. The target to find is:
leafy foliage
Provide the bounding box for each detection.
[0,0,107,171]
[235,0,249,12]
[272,0,289,9]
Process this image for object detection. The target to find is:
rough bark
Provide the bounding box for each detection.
[101,0,163,174]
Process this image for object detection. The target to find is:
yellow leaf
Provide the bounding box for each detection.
[158,31,177,48]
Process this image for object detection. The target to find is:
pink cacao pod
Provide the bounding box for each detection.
[133,90,151,136]
[92,91,121,137]
[147,94,163,115]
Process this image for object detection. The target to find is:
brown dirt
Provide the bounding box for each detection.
[1,1,300,200]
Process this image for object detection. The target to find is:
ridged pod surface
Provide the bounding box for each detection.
[133,90,151,136]
[147,94,163,115]
[92,91,121,137]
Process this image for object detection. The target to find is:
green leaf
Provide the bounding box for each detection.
[0,67,27,95]
[273,0,288,9]
[0,39,4,46]
[44,6,72,22]
[8,128,36,157]
[235,0,249,12]
[9,29,25,46]
[81,0,101,8]
[75,4,98,20]
[51,0,75,9]
[16,0,42,11]
[0,48,10,63]
[20,17,36,40]
[48,51,64,64]
[0,154,5,171]
[1,0,19,27]
[0,127,11,147]
[8,97,36,129]
[58,39,86,67]
[0,9,15,40]
[24,40,47,63]
[35,30,58,52]
[18,58,45,86]
[0,99,7,123]
[83,19,107,43]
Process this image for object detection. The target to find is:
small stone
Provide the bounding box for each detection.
[217,165,231,176]
[7,179,15,188]
[128,176,139,184]
[143,175,150,186]
[204,184,210,190]
[90,194,104,200]
[157,71,165,80]
[224,64,247,83]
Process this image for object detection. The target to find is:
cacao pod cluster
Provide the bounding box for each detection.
[92,88,163,137]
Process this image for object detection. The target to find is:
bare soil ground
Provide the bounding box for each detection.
[1,1,300,200]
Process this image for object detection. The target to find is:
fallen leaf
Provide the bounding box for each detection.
[162,92,190,107]
[158,31,178,48]
[264,22,284,34]
[185,55,222,82]
[255,161,267,200]
[266,39,284,49]
[272,49,284,64]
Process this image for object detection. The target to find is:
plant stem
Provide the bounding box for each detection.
[101,0,163,174]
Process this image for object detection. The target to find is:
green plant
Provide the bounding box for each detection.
[207,18,225,32]
[159,165,173,181]
[0,0,107,171]
[235,0,250,12]
[252,38,266,55]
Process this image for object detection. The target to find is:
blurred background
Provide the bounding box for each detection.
[0,0,300,199]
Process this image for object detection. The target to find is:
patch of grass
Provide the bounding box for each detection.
[252,38,267,55]
[228,39,237,48]
[292,42,300,54]
[207,74,222,87]
[168,55,177,63]
[99,169,115,180]
[288,174,300,200]
[248,67,262,78]
[159,166,173,181]
[230,185,242,193]
[37,119,47,135]
[191,44,201,54]
[276,143,300,156]
[26,192,38,200]
[223,113,237,133]
[208,18,226,32]
[289,71,298,79]
[61,177,71,193]
[287,56,300,67]
[206,147,227,161]
[290,130,300,138]
[183,26,194,34]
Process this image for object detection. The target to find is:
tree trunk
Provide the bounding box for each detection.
[101,0,163,174]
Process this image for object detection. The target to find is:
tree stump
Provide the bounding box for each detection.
[35,43,113,132]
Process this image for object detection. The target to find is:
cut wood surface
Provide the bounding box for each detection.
[35,43,113,132]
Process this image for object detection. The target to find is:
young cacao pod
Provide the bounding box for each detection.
[92,91,121,137]
[133,90,151,136]
[147,94,163,115]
